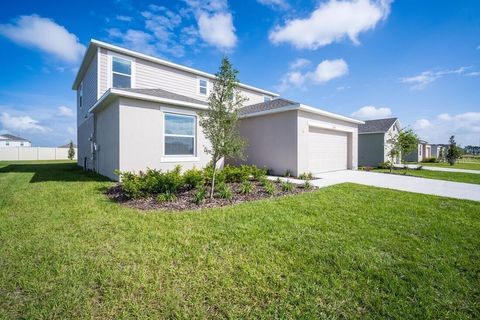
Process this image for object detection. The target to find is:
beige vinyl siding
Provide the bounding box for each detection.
[77,51,98,125]
[97,48,271,105]
[98,48,108,97]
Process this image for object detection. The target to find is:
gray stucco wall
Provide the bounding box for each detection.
[297,110,358,173]
[358,133,385,167]
[95,99,120,180]
[236,111,298,176]
[77,117,94,169]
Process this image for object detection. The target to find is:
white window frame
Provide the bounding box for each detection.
[79,81,83,109]
[162,111,198,161]
[197,77,208,96]
[107,51,136,89]
[264,96,272,102]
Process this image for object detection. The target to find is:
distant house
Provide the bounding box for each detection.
[0,134,31,147]
[58,143,78,148]
[405,140,431,162]
[358,118,401,167]
[430,144,447,158]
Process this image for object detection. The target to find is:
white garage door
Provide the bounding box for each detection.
[308,127,348,173]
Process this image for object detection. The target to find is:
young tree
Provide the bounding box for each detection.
[199,58,248,198]
[385,132,400,173]
[397,128,419,164]
[446,135,461,165]
[67,140,75,160]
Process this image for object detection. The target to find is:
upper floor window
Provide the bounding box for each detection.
[79,82,83,108]
[264,96,272,103]
[164,113,196,156]
[112,56,132,88]
[198,78,208,96]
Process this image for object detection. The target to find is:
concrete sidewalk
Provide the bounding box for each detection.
[395,164,480,174]
[305,170,480,202]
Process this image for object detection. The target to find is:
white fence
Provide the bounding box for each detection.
[0,147,78,161]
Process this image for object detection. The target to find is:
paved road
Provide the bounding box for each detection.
[396,164,480,174]
[306,170,480,202]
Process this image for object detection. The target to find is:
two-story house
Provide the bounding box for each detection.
[73,40,363,180]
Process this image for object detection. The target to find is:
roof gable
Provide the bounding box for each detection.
[359,118,398,134]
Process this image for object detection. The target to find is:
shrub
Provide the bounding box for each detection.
[162,165,184,194]
[263,181,276,195]
[142,168,164,194]
[239,181,254,195]
[193,184,207,205]
[303,180,312,190]
[184,168,204,189]
[223,165,250,183]
[281,181,294,192]
[117,171,145,199]
[378,161,392,170]
[251,166,268,181]
[284,170,292,177]
[203,165,226,185]
[156,191,177,203]
[422,157,438,163]
[298,172,313,180]
[217,182,233,199]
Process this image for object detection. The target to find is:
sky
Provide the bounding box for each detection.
[0,0,479,147]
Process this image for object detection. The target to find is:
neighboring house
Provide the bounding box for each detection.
[430,144,447,158]
[405,140,431,162]
[357,118,401,167]
[58,143,78,148]
[73,40,363,180]
[0,134,31,147]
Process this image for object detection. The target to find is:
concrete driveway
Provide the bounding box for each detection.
[312,170,480,202]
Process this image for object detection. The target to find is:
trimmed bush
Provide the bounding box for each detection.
[422,157,438,163]
[263,181,276,195]
[298,172,313,180]
[117,171,145,199]
[162,165,184,194]
[378,161,392,169]
[217,182,233,199]
[184,168,204,189]
[303,180,312,190]
[251,166,268,181]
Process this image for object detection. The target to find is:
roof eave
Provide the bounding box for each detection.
[88,88,209,114]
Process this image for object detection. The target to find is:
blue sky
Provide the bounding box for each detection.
[0,0,479,146]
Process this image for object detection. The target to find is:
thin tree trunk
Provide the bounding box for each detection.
[210,157,217,199]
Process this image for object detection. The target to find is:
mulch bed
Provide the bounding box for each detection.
[106,180,317,211]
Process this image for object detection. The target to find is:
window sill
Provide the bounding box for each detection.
[160,156,200,163]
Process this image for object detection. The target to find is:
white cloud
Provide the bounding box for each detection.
[289,58,311,70]
[400,66,471,90]
[413,118,431,130]
[411,112,480,145]
[57,106,74,117]
[0,112,49,133]
[351,106,392,120]
[0,14,85,63]
[257,0,289,10]
[197,12,237,49]
[277,59,348,91]
[269,0,391,49]
[312,59,349,82]
[108,28,158,56]
[116,15,133,22]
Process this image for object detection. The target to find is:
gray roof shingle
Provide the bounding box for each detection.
[358,118,398,134]
[0,133,30,142]
[239,98,297,116]
[120,88,208,106]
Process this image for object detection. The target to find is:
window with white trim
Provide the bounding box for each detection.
[112,56,132,88]
[264,96,272,102]
[79,82,83,108]
[198,78,207,96]
[164,113,196,156]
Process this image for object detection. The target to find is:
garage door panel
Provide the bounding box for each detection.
[308,128,348,173]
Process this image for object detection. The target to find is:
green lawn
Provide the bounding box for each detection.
[417,162,480,170]
[373,168,480,185]
[1,161,479,319]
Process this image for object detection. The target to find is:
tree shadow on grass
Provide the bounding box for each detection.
[0,162,111,183]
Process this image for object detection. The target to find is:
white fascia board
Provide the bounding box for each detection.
[240,103,364,125]
[359,131,387,135]
[88,88,209,113]
[84,39,279,97]
[298,104,364,124]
